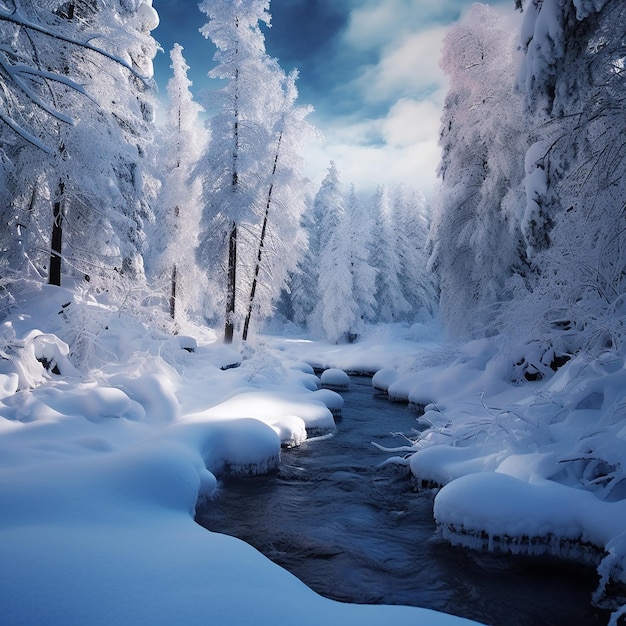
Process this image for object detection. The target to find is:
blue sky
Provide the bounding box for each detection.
[151,0,516,196]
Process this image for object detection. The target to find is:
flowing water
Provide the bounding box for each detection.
[195,376,609,625]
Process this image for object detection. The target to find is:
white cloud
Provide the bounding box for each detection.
[352,26,448,104]
[343,0,467,51]
[302,1,518,199]
[382,97,443,147]
[304,99,442,199]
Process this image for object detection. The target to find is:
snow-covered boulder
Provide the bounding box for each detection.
[310,388,344,417]
[320,368,350,391]
[372,367,398,392]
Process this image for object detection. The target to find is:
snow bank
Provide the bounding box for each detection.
[389,340,626,615]
[264,322,439,373]
[0,292,480,625]
[434,472,617,563]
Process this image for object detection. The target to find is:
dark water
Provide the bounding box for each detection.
[196,376,609,625]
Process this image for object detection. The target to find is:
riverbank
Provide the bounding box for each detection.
[0,288,480,626]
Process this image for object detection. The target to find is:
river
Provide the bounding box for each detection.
[195,375,609,625]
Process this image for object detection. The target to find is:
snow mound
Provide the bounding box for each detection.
[372,367,398,392]
[192,390,336,440]
[320,368,350,390]
[434,472,615,564]
[310,388,344,416]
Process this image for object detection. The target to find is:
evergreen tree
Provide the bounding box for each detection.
[311,165,371,343]
[369,186,411,322]
[151,43,207,324]
[0,1,160,293]
[343,185,376,331]
[503,0,626,358]
[394,187,438,321]
[197,0,294,343]
[241,70,314,340]
[428,3,527,338]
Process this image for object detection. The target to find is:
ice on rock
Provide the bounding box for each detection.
[320,368,350,390]
[433,472,623,564]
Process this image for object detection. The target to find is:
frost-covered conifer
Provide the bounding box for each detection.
[0,1,160,294]
[369,186,412,322]
[309,164,363,343]
[343,185,376,329]
[197,0,301,343]
[241,69,315,340]
[503,0,626,357]
[428,3,526,338]
[150,44,207,324]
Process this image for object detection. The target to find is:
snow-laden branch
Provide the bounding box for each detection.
[0,6,143,79]
[0,3,151,151]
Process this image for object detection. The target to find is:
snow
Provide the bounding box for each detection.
[320,367,350,390]
[271,324,626,618]
[4,284,626,623]
[0,289,479,626]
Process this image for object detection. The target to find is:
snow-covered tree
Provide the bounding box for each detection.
[309,164,369,343]
[151,43,207,324]
[286,192,318,328]
[501,0,626,360]
[241,69,314,340]
[390,186,438,322]
[198,0,311,343]
[0,1,160,293]
[343,185,376,330]
[369,186,411,323]
[428,3,527,338]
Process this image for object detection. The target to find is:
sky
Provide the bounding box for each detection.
[151,0,516,198]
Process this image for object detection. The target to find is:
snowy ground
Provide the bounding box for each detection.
[2,285,625,625]
[0,286,478,626]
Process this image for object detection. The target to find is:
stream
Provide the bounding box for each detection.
[195,375,609,625]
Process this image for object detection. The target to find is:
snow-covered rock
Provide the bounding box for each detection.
[320,368,350,390]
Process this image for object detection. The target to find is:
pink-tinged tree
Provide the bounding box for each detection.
[428,3,527,338]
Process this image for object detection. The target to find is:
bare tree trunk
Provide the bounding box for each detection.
[224,221,237,344]
[242,132,282,341]
[48,181,64,286]
[169,264,177,320]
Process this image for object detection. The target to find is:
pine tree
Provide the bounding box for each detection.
[369,186,411,322]
[198,0,310,343]
[0,1,160,292]
[343,185,376,332]
[505,0,626,356]
[428,3,526,337]
[311,164,363,343]
[151,44,207,324]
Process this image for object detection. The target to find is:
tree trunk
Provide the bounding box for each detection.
[242,131,282,342]
[48,181,65,287]
[224,221,237,344]
[169,264,177,320]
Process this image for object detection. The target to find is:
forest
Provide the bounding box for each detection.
[1,1,626,625]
